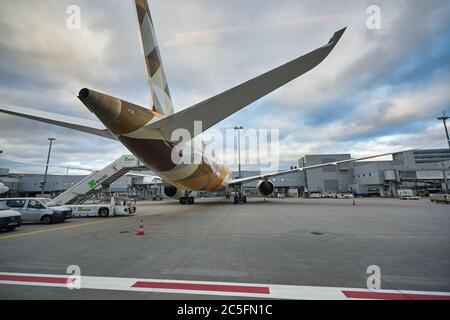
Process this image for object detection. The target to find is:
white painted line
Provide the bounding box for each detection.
[1,272,450,300]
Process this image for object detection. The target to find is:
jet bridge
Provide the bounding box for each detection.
[48,155,146,206]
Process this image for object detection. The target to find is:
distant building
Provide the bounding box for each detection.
[299,154,353,193]
[157,147,443,197]
[0,169,137,198]
[1,148,449,199]
[232,170,303,197]
[299,148,450,197]
[393,149,450,167]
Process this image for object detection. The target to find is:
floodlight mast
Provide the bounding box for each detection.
[437,111,450,149]
[41,138,56,195]
[235,126,244,179]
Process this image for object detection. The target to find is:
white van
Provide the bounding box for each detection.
[0,201,22,231]
[0,198,72,224]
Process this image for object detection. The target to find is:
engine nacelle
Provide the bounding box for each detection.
[256,180,275,197]
[163,186,184,198]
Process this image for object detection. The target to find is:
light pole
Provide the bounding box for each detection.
[41,138,56,195]
[438,111,450,149]
[235,126,243,179]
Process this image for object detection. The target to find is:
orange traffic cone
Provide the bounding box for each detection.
[136,219,145,236]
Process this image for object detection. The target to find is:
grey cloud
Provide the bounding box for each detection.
[0,0,449,172]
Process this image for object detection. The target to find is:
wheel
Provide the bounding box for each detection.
[188,197,195,205]
[179,197,187,205]
[41,215,53,225]
[98,208,109,217]
[6,226,17,232]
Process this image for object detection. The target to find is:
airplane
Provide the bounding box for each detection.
[0,0,400,204]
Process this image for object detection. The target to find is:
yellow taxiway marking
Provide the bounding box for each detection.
[0,205,207,240]
[0,218,121,240]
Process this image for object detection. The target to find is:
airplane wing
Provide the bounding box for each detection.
[0,103,116,140]
[148,28,346,140]
[229,150,409,186]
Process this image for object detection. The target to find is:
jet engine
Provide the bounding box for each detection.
[163,186,184,198]
[256,180,275,197]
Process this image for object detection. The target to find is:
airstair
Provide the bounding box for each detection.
[48,155,146,206]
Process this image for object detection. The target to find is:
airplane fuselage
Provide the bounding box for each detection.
[118,134,232,193]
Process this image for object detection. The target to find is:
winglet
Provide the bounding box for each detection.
[328,27,347,45]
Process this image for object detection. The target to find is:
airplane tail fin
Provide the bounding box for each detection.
[134,0,174,116]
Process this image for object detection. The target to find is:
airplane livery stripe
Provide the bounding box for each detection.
[134,0,174,116]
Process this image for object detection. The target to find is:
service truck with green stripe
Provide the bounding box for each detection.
[67,197,136,218]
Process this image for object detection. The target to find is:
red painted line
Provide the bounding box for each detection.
[132,281,270,294]
[343,290,450,300]
[0,274,71,284]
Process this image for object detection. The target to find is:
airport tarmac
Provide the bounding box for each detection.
[0,197,449,300]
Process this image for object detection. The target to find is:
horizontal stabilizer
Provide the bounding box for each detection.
[149,28,346,140]
[0,103,116,140]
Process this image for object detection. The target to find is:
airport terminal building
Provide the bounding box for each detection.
[252,148,450,197]
[297,149,450,197]
[0,170,143,198]
[1,149,449,199]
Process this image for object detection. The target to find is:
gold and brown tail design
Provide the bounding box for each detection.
[135,0,174,116]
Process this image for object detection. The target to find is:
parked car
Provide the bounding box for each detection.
[0,201,22,231]
[0,198,72,224]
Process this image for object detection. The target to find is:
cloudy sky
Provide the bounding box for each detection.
[0,0,449,174]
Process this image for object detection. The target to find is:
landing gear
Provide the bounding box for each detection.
[233,185,247,204]
[233,195,247,204]
[179,192,195,205]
